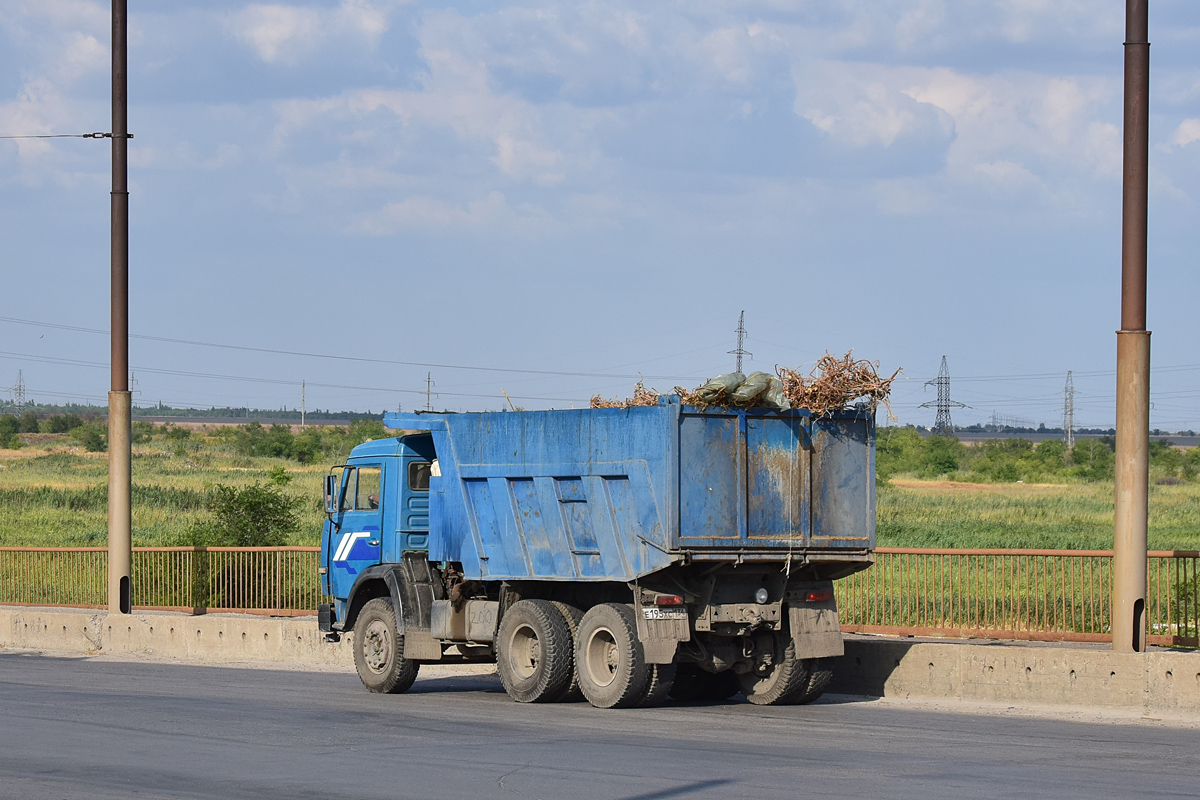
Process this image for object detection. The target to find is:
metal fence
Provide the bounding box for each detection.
[1,546,1197,646]
[0,546,328,616]
[837,548,1200,647]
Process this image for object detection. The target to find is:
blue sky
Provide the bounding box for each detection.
[1,1,1198,429]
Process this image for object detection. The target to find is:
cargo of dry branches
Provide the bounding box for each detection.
[590,380,661,409]
[591,352,900,416]
[776,352,901,416]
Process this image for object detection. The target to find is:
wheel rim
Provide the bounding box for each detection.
[363,618,392,674]
[508,622,542,680]
[584,625,620,688]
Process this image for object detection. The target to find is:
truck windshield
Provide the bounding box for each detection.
[356,467,381,510]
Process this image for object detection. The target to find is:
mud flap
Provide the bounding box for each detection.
[634,605,689,665]
[788,603,844,660]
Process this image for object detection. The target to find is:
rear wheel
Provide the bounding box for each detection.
[496,599,575,703]
[737,634,809,706]
[550,601,585,702]
[796,658,835,704]
[637,662,677,707]
[575,603,650,709]
[668,664,739,702]
[353,597,419,694]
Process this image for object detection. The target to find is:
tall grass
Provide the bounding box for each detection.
[878,480,1200,550]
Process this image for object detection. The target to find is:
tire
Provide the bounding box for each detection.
[737,633,810,706]
[637,662,677,707]
[668,664,740,703]
[496,599,575,703]
[796,658,834,704]
[575,603,650,709]
[353,597,419,694]
[550,601,585,702]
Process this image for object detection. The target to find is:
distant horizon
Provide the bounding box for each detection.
[3,398,1198,439]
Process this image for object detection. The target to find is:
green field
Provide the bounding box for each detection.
[2,426,1199,550]
[0,439,328,547]
[878,479,1200,550]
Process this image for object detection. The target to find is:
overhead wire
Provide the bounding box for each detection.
[0,316,707,382]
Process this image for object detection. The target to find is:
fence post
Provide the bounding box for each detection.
[275,550,283,611]
[191,546,208,615]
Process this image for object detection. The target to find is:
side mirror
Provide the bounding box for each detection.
[323,474,338,516]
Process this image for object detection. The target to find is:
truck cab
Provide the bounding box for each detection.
[320,434,435,616]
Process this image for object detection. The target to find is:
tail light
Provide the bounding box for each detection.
[655,594,685,607]
[804,588,833,603]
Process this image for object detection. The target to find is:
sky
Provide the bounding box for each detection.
[1,1,1198,430]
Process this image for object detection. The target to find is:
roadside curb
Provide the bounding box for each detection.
[0,606,352,668]
[832,636,1200,716]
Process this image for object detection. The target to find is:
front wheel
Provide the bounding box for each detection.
[353,597,419,694]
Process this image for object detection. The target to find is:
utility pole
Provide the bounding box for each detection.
[301,380,306,427]
[728,311,751,374]
[108,0,132,615]
[425,372,435,411]
[919,356,969,436]
[1113,0,1151,654]
[1062,372,1076,448]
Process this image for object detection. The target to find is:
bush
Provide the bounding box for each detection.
[163,424,192,443]
[46,414,84,433]
[923,435,965,476]
[18,411,40,433]
[1070,438,1114,481]
[71,423,108,452]
[232,422,295,459]
[131,421,155,443]
[0,416,22,449]
[190,481,301,547]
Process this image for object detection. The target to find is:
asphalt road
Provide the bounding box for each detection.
[1,652,1197,800]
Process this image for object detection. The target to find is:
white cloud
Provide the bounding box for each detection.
[271,47,584,188]
[228,0,395,65]
[1169,118,1200,149]
[800,70,952,148]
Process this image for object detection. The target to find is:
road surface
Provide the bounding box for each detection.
[1,651,1196,800]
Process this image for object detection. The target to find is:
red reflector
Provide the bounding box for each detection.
[805,588,833,603]
[655,594,685,607]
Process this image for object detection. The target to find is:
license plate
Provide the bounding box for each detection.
[642,607,687,621]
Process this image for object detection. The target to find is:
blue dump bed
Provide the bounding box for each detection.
[383,396,874,583]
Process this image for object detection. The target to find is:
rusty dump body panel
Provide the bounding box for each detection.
[382,396,874,583]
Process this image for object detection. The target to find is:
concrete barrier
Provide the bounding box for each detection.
[0,606,353,669]
[4,607,1198,717]
[831,635,1200,716]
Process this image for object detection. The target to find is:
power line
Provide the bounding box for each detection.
[0,351,586,404]
[0,316,706,382]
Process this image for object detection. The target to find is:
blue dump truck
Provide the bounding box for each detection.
[318,396,874,708]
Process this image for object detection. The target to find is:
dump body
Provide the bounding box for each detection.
[380,396,874,582]
[321,397,875,707]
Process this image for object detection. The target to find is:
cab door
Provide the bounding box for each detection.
[327,463,384,600]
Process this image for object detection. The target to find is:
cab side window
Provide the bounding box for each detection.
[356,466,382,510]
[408,461,431,492]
